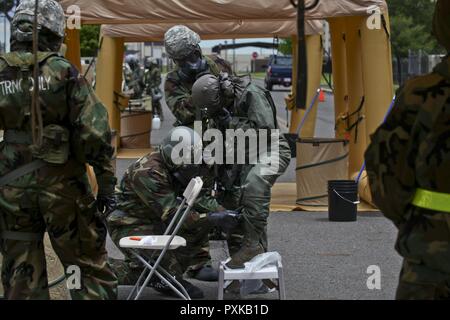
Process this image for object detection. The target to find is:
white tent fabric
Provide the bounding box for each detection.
[59,0,387,24]
[101,20,323,41]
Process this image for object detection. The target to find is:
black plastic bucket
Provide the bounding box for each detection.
[328,180,359,222]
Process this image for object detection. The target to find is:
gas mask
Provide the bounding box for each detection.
[177,55,209,82]
[173,164,211,188]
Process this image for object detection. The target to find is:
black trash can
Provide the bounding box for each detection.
[328,180,358,222]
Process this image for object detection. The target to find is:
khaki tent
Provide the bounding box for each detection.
[59,0,393,207]
[60,0,387,23]
[101,20,322,41]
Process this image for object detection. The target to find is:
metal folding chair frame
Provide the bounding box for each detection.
[124,178,203,300]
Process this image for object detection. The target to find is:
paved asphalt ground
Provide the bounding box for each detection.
[108,79,403,300]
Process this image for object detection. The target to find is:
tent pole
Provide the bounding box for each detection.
[290,34,323,138]
[289,35,299,134]
[64,28,81,70]
[360,9,394,143]
[96,35,124,149]
[329,18,348,134]
[344,16,367,178]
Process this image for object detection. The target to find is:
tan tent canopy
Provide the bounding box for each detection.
[60,0,387,25]
[101,20,323,41]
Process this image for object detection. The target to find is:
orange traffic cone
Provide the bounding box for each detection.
[319,89,326,102]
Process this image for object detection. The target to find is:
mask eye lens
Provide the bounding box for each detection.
[186,53,200,64]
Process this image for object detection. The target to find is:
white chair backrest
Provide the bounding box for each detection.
[183,177,204,206]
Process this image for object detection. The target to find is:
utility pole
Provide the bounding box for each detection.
[1,15,6,53]
[232,38,236,73]
[224,40,228,61]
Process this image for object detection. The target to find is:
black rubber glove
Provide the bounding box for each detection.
[207,210,241,234]
[216,108,232,129]
[97,194,117,217]
[96,174,117,220]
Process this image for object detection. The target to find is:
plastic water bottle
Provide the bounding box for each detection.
[152,115,161,130]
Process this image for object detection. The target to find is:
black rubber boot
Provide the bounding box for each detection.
[152,277,204,299]
[190,265,219,282]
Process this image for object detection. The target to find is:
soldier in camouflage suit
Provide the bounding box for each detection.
[192,74,291,268]
[125,55,145,100]
[107,127,224,299]
[365,0,450,300]
[164,25,233,127]
[144,57,164,120]
[0,0,117,300]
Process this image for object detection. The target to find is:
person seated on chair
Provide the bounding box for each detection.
[191,73,292,269]
[106,127,225,299]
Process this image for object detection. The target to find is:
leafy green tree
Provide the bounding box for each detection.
[388,0,442,84]
[388,0,436,32]
[279,38,292,56]
[388,0,440,54]
[390,15,435,84]
[390,15,434,59]
[80,25,100,57]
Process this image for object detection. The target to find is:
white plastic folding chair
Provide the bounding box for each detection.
[120,177,204,300]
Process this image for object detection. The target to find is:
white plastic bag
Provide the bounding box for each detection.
[243,252,281,273]
[229,252,282,297]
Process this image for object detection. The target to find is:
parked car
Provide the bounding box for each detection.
[264,55,293,91]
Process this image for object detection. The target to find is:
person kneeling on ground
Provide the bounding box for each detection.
[106,127,230,299]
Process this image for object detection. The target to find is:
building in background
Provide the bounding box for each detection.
[202,47,269,74]
[1,15,10,53]
[126,42,165,62]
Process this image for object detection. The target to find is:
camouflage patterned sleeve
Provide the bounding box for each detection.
[129,166,179,222]
[365,80,424,225]
[63,60,116,194]
[164,74,196,125]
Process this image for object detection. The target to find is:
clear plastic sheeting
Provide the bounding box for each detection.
[242,252,282,274]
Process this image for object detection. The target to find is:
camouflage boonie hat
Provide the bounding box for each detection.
[12,0,66,42]
[164,25,201,60]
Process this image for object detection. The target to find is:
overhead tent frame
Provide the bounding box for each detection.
[100,20,323,42]
[61,0,393,182]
